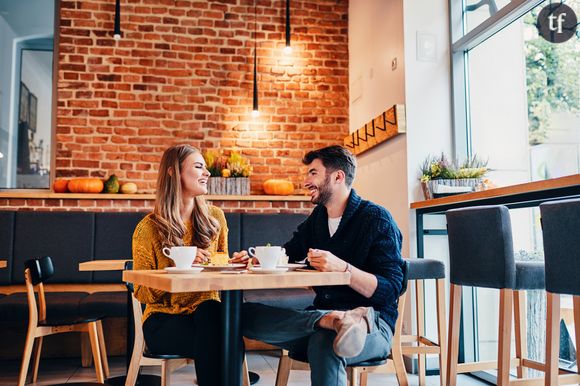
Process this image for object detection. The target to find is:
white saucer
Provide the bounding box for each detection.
[250,267,289,274]
[278,263,307,271]
[164,267,204,274]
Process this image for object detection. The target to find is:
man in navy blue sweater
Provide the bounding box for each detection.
[238,145,405,386]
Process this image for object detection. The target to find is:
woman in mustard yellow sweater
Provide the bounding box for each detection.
[132,144,245,385]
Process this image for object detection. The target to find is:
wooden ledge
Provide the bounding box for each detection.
[0,190,311,202]
[410,174,580,210]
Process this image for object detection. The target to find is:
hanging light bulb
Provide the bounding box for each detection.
[284,0,292,54]
[113,0,121,40]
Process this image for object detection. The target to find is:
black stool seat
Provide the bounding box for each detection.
[515,261,545,290]
[288,350,387,367]
[143,347,187,360]
[407,258,445,280]
[38,315,103,326]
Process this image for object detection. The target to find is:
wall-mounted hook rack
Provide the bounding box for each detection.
[343,104,406,155]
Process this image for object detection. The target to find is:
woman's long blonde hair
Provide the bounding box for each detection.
[151,144,219,249]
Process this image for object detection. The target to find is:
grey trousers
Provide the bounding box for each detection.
[242,302,393,386]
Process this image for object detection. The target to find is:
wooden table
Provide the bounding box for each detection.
[123,269,350,386]
[79,259,130,272]
[0,260,6,269]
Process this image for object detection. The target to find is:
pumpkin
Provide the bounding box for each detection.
[52,179,69,193]
[120,182,138,194]
[263,179,294,195]
[67,178,104,193]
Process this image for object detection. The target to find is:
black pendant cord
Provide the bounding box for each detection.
[114,0,121,39]
[252,0,259,113]
[285,0,290,47]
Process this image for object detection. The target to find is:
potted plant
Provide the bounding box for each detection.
[419,153,488,200]
[203,150,252,195]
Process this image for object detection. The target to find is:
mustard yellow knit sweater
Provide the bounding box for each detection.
[132,206,228,323]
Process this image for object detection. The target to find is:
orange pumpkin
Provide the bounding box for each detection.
[52,179,69,193]
[263,179,294,195]
[67,178,104,193]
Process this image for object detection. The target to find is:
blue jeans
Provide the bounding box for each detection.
[242,303,394,386]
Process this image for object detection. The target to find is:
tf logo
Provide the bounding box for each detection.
[536,2,578,43]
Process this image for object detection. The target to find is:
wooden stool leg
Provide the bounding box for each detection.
[81,332,93,367]
[446,284,462,386]
[275,350,292,386]
[513,290,528,379]
[574,296,580,379]
[545,292,560,386]
[497,289,513,386]
[349,366,359,386]
[360,371,368,386]
[436,279,447,386]
[96,321,109,378]
[31,336,43,383]
[161,360,170,386]
[18,326,36,386]
[416,279,426,386]
[87,322,105,383]
[242,355,250,386]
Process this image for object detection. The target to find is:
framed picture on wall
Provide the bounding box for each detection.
[19,82,29,124]
[29,93,37,133]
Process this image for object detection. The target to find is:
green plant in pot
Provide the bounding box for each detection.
[419,153,488,200]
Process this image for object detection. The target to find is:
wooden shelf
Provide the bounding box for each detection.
[0,190,311,202]
[410,174,580,210]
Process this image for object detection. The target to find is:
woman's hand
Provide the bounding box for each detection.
[229,250,256,265]
[194,248,211,264]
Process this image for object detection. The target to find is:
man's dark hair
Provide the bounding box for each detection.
[302,145,357,187]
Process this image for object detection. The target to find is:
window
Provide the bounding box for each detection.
[0,1,57,189]
[450,0,579,382]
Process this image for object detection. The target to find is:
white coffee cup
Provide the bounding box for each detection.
[248,246,285,269]
[162,246,197,269]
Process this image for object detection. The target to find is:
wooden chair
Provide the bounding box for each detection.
[540,199,580,386]
[275,260,409,386]
[446,206,546,386]
[125,262,251,386]
[18,256,108,386]
[401,258,447,386]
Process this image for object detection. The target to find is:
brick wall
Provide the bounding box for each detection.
[57,0,349,195]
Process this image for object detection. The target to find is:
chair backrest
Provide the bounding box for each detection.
[125,260,134,293]
[540,198,580,296]
[23,256,54,324]
[24,256,54,285]
[446,205,516,289]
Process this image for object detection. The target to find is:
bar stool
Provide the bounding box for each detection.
[275,260,409,386]
[540,198,580,386]
[402,258,447,386]
[446,205,545,386]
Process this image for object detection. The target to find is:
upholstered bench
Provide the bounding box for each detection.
[0,210,312,358]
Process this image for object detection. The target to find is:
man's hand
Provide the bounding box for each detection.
[307,248,347,272]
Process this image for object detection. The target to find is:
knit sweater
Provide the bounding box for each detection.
[284,190,405,332]
[132,206,228,323]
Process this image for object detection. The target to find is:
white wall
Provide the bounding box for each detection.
[0,16,16,185]
[348,0,409,256]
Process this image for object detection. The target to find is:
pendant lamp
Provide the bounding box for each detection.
[113,0,121,40]
[252,1,260,117]
[284,0,292,54]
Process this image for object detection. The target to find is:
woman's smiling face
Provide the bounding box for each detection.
[180,152,210,196]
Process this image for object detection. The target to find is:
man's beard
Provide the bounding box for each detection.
[311,175,332,206]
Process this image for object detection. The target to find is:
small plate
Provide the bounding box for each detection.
[250,267,289,274]
[192,263,246,271]
[164,267,204,274]
[278,263,307,271]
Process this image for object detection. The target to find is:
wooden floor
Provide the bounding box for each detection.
[0,352,492,386]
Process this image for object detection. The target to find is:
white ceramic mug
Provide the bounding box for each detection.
[248,246,285,269]
[162,246,198,269]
